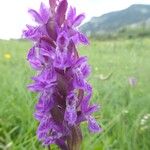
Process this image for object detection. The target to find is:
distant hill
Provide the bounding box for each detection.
[81,4,150,37]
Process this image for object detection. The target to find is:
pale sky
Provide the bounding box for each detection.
[0,0,150,39]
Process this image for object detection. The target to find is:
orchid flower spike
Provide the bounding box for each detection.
[23,0,102,149]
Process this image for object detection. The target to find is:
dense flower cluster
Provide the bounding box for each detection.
[23,0,101,149]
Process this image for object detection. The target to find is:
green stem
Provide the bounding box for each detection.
[48,145,51,150]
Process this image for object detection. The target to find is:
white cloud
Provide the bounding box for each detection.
[0,0,150,39]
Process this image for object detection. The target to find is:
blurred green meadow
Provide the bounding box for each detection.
[0,38,150,150]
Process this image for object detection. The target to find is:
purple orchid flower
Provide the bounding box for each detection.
[128,76,137,87]
[23,0,101,149]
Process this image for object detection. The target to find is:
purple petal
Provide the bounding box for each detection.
[56,0,68,26]
[38,119,52,133]
[88,116,102,133]
[46,18,57,40]
[35,98,44,111]
[67,7,76,26]
[54,51,69,69]
[57,31,69,48]
[29,60,43,70]
[67,40,78,61]
[28,83,43,92]
[40,47,51,57]
[78,32,89,45]
[85,105,100,116]
[43,128,63,145]
[34,112,43,121]
[39,47,55,62]
[67,7,76,20]
[74,56,87,68]
[36,95,54,113]
[64,92,77,125]
[33,68,57,85]
[81,63,91,78]
[27,47,43,70]
[81,93,92,112]
[49,0,57,13]
[73,14,85,27]
[56,139,68,150]
[37,132,47,140]
[27,46,35,60]
[73,75,85,88]
[40,2,50,24]
[28,9,43,24]
[64,106,77,125]
[74,56,90,77]
[40,35,56,48]
[23,25,41,40]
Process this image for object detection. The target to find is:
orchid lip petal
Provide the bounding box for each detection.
[88,116,102,133]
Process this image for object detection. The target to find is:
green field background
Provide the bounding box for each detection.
[0,38,150,150]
